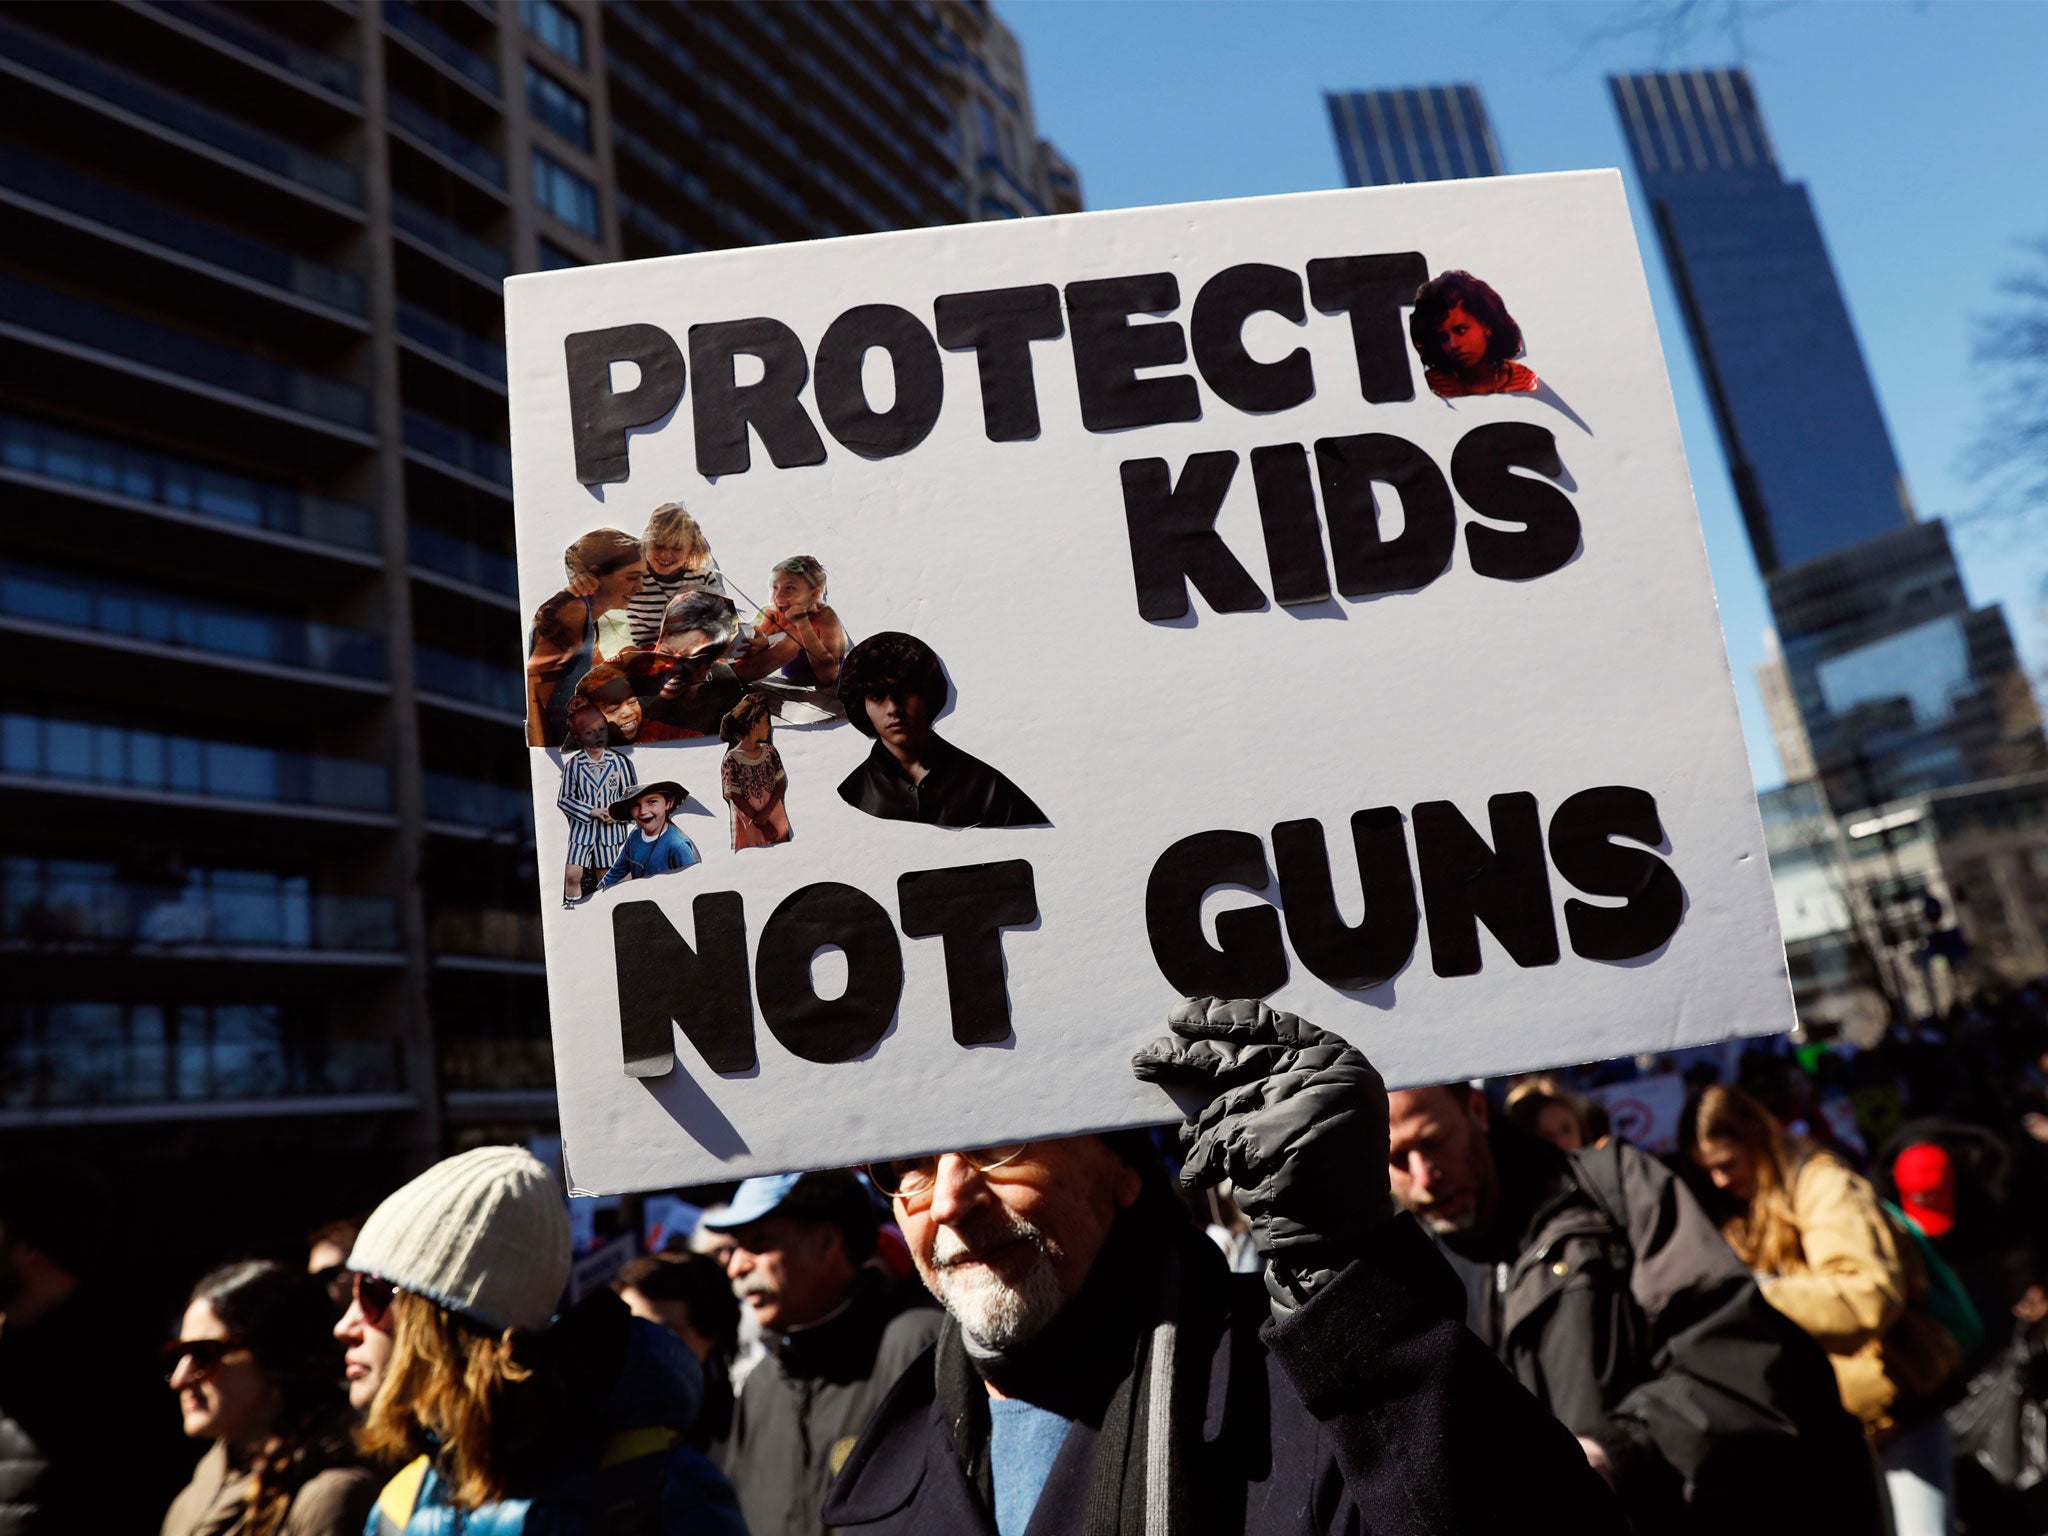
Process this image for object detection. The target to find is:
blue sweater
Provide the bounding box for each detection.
[595,824,700,891]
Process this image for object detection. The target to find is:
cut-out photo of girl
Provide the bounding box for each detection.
[835,632,1046,829]
[592,781,700,891]
[719,694,791,850]
[526,529,645,746]
[734,555,848,692]
[1410,270,1539,399]
[556,696,636,906]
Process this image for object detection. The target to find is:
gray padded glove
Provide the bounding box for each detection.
[1131,996,1396,1315]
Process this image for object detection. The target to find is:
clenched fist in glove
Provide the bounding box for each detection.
[1132,996,1395,1316]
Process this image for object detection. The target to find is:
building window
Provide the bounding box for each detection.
[532,148,599,237]
[520,0,584,68]
[537,239,582,271]
[526,62,590,149]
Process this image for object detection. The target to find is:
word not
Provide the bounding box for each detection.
[614,860,1037,1079]
[563,254,1429,483]
[1123,422,1578,620]
[1147,786,1683,996]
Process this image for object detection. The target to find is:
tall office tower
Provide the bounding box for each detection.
[1326,84,1504,188]
[0,0,1076,1275]
[1610,68,1910,573]
[1611,67,2045,816]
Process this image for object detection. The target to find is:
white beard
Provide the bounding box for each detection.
[927,1223,1066,1351]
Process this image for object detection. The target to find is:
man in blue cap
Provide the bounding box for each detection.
[702,1170,939,1536]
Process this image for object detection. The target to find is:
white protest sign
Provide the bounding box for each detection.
[505,172,1794,1196]
[1586,1077,1690,1154]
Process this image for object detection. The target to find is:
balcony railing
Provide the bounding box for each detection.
[1,713,392,814]
[409,525,517,596]
[0,143,367,315]
[391,193,511,281]
[0,560,386,681]
[388,93,505,187]
[440,1037,554,1091]
[415,644,522,714]
[0,272,371,430]
[432,905,544,961]
[423,771,532,833]
[0,1000,404,1110]
[403,410,512,488]
[4,863,399,952]
[385,1,499,96]
[605,48,702,140]
[0,14,362,205]
[611,120,709,205]
[395,300,507,381]
[0,413,378,553]
[980,153,1049,217]
[144,0,362,99]
[618,193,700,256]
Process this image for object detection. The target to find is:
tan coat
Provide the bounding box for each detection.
[1758,1154,1907,1427]
[161,1442,377,1536]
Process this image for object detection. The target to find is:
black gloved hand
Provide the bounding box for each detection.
[1131,997,1394,1314]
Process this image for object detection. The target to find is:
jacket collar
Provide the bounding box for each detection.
[770,1270,895,1383]
[1446,1121,1581,1267]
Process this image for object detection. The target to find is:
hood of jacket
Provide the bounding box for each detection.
[553,1287,704,1438]
[597,1313,704,1435]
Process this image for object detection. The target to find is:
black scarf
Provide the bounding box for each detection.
[931,1198,1227,1536]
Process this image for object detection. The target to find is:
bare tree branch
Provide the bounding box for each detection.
[1963,235,2048,541]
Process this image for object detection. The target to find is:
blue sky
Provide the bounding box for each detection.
[1003,0,2048,788]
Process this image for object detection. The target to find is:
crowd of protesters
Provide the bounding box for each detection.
[1,987,2045,1535]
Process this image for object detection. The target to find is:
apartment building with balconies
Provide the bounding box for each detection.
[0,0,1076,1275]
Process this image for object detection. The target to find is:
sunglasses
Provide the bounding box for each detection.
[352,1271,396,1331]
[160,1336,247,1383]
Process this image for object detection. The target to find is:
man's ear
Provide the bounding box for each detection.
[1112,1159,1143,1211]
[1467,1087,1491,1132]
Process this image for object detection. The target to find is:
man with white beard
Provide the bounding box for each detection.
[701,1172,939,1536]
[821,998,1630,1536]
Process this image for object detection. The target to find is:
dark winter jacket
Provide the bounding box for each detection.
[367,1293,743,1536]
[723,1274,941,1536]
[1442,1129,1886,1536]
[0,1283,185,1535]
[820,1206,1628,1536]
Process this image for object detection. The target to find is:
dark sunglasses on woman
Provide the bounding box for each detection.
[159,1336,246,1383]
[351,1270,396,1330]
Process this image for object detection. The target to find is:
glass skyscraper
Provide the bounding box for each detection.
[1610,68,1912,574]
[1326,84,1503,188]
[1610,67,2046,821]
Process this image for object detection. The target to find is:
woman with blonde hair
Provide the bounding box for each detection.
[1686,1084,1961,1535]
[337,1146,743,1534]
[736,554,848,688]
[161,1261,374,1536]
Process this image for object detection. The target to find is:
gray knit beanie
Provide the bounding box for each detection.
[348,1146,571,1334]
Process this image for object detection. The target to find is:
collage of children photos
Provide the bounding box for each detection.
[529,502,1045,910]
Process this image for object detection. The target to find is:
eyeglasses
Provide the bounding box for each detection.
[351,1271,396,1331]
[160,1336,247,1383]
[866,1144,1030,1205]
